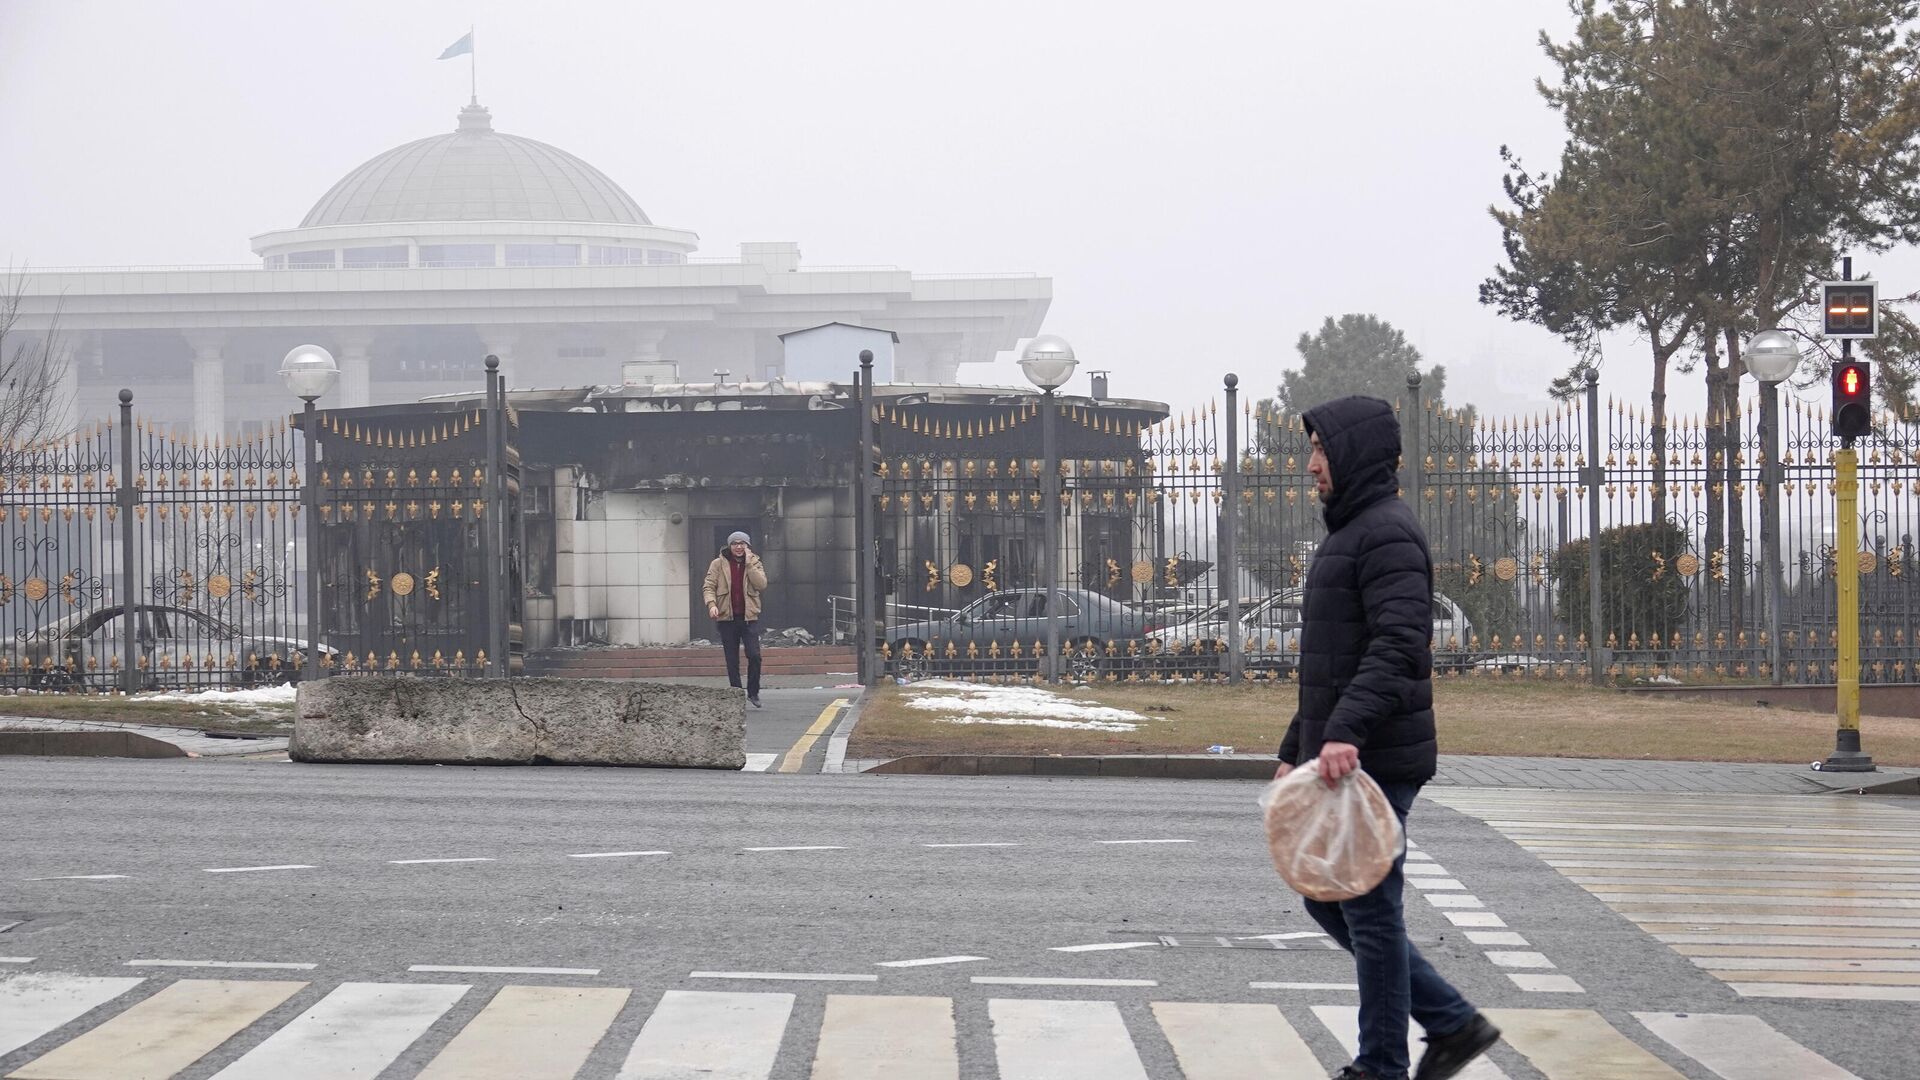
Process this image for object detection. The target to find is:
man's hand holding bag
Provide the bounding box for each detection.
[1258,757,1403,901]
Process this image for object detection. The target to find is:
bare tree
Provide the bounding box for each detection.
[0,268,73,449]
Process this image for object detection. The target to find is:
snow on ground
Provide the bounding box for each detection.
[903,679,1154,732]
[142,684,296,706]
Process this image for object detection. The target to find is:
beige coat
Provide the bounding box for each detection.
[703,551,767,621]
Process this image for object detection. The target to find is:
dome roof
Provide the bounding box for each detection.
[300,103,651,228]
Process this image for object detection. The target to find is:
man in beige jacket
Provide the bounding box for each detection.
[703,530,768,706]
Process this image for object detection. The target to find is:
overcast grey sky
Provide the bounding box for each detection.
[4,0,1904,420]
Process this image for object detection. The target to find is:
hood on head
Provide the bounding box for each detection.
[1302,395,1401,521]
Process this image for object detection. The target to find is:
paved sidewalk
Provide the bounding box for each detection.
[0,715,287,758]
[1431,753,1917,794]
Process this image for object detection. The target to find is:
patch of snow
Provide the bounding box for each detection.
[902,681,1153,731]
[142,685,296,706]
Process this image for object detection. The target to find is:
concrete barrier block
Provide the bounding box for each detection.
[291,677,744,768]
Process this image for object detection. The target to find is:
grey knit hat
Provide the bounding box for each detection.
[727,531,751,545]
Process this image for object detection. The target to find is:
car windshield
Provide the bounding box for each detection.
[962,593,1028,620]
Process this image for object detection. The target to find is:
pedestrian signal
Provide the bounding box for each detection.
[1821,282,1878,338]
[1832,361,1872,439]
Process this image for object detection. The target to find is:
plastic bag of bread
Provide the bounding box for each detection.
[1258,758,1404,901]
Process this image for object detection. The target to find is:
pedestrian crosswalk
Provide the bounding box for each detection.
[0,970,1865,1079]
[1428,788,1920,1003]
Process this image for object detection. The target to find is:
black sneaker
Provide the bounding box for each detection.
[1414,1013,1500,1080]
[748,695,762,708]
[1331,1067,1377,1079]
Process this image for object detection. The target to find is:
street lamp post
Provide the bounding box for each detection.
[279,344,340,682]
[1021,335,1077,683]
[1745,330,1799,688]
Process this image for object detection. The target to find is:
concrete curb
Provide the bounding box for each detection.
[865,753,1274,780]
[0,730,188,758]
[821,691,866,774]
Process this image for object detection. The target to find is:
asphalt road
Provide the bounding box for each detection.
[2,756,1913,1078]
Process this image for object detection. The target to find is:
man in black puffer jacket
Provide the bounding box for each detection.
[1276,395,1499,1080]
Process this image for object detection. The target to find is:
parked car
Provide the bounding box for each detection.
[1,604,335,691]
[1145,590,1474,674]
[886,588,1156,681]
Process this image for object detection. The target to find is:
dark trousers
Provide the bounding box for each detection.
[1302,779,1477,1080]
[717,618,761,697]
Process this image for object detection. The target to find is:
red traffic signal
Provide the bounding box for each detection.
[1821,282,1878,338]
[1832,360,1872,439]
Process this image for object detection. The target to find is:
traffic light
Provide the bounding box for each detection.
[1821,281,1878,338]
[1832,360,1873,439]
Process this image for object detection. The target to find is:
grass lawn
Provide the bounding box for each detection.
[849,678,1920,766]
[0,693,294,733]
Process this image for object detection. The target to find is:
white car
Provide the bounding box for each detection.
[1144,590,1474,673]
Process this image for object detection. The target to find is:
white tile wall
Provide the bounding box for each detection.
[608,587,641,620]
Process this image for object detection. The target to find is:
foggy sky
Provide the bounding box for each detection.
[5,0,1911,423]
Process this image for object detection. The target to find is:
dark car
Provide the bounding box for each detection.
[885,587,1155,681]
[2,604,335,691]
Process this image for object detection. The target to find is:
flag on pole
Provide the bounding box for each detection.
[438,32,473,60]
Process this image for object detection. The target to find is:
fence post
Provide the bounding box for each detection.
[117,389,138,693]
[857,350,877,685]
[1584,368,1607,685]
[1403,372,1423,512]
[481,356,503,677]
[1222,374,1241,682]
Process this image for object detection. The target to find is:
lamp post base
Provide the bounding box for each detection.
[1821,729,1877,773]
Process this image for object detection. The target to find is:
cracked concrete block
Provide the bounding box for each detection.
[291,677,745,768]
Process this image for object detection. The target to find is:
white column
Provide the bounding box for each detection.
[185,330,226,438]
[336,331,373,408]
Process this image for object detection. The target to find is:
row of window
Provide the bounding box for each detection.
[265,245,687,269]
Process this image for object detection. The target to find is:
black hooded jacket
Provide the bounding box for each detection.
[1277,395,1438,783]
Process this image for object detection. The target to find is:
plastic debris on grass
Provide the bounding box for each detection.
[902,679,1155,732]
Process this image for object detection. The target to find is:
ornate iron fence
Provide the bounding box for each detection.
[867,373,1920,686]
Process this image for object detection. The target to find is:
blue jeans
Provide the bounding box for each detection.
[1302,779,1477,1080]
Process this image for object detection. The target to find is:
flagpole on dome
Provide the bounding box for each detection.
[437,28,477,105]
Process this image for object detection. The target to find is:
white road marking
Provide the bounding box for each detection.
[1152,1002,1325,1078]
[0,972,145,1057]
[989,998,1150,1080]
[203,864,315,874]
[1409,877,1467,890]
[1634,1011,1863,1080]
[1095,839,1193,845]
[209,981,470,1079]
[690,971,879,982]
[1049,942,1158,953]
[618,989,792,1080]
[813,994,959,1080]
[972,977,1157,987]
[1465,931,1530,946]
[25,874,127,881]
[417,984,629,1080]
[1484,1007,1672,1078]
[1445,912,1507,927]
[1485,951,1556,969]
[1424,893,1485,908]
[128,959,317,970]
[9,978,306,1079]
[1507,972,1586,993]
[568,850,671,859]
[875,956,988,968]
[1402,862,1450,875]
[922,842,1022,848]
[1233,932,1329,941]
[1250,981,1359,990]
[388,857,496,865]
[1406,851,1434,860]
[0,957,35,964]
[1313,1005,1508,1079]
[1730,982,1920,1001]
[742,845,846,852]
[743,752,779,772]
[408,965,601,976]
[1691,956,1920,972]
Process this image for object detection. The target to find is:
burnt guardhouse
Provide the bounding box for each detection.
[304,362,1172,660]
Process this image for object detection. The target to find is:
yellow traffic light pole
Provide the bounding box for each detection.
[1824,448,1873,769]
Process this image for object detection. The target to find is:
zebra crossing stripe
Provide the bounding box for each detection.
[415,985,630,1080]
[988,999,1149,1080]
[1150,1002,1321,1079]
[1310,1005,1508,1080]
[206,981,470,1079]
[811,995,957,1080]
[1633,1012,1862,1080]
[1484,1007,1684,1079]
[0,973,143,1058]
[8,978,305,1080]
[616,989,792,1080]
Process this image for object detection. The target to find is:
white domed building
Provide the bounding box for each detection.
[10,101,1051,437]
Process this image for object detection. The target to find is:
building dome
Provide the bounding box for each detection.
[300,102,651,228]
